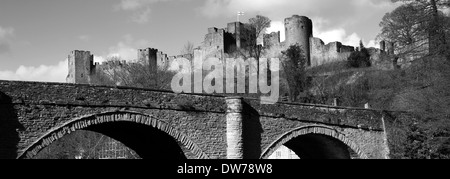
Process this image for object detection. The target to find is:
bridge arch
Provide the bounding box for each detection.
[261,125,368,159]
[19,111,209,159]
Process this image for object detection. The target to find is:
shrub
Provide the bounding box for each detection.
[347,48,371,68]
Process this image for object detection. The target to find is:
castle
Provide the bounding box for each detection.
[67,15,393,85]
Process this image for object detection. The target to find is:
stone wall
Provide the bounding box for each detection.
[310,37,355,67]
[67,47,176,85]
[263,31,281,48]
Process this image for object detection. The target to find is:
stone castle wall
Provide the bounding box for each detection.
[67,15,388,85]
[263,31,281,48]
[310,37,355,67]
[67,48,179,84]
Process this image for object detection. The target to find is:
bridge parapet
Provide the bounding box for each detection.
[244,98,385,131]
[0,80,387,131]
[0,80,227,113]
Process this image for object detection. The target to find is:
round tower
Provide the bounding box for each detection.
[284,15,313,66]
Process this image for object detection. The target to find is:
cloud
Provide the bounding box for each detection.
[0,60,68,83]
[115,0,173,24]
[315,28,378,48]
[115,0,164,10]
[267,21,378,48]
[95,34,152,62]
[94,56,106,63]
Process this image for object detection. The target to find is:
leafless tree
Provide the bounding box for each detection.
[247,15,271,61]
[90,56,175,90]
[181,41,194,56]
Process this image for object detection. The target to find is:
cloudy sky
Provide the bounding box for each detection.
[0,0,400,82]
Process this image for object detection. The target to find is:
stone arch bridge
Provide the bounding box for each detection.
[0,80,412,159]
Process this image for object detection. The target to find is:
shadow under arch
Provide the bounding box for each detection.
[18,111,209,159]
[261,125,368,159]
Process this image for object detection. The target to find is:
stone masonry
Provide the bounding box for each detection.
[0,80,418,159]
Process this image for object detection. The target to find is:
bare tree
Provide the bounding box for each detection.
[90,56,175,90]
[249,15,272,45]
[246,15,271,61]
[181,41,194,56]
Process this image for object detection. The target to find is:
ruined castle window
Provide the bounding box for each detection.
[301,26,304,29]
[81,74,84,78]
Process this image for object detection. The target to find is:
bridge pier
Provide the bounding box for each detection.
[226,97,244,159]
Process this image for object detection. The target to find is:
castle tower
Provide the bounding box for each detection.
[66,50,95,84]
[227,22,256,50]
[284,15,313,66]
[228,22,244,49]
[138,48,158,87]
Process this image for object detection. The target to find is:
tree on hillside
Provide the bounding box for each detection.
[347,40,371,68]
[281,44,307,102]
[390,0,450,58]
[378,4,430,57]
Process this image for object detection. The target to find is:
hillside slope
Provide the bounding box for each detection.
[306,56,450,159]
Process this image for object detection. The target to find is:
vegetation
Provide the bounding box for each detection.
[247,15,271,61]
[90,56,176,90]
[230,15,271,62]
[347,40,372,68]
[295,0,450,159]
[280,44,308,102]
[381,0,450,59]
[181,41,195,56]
